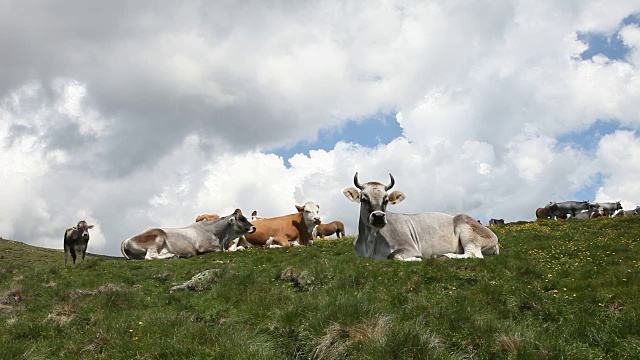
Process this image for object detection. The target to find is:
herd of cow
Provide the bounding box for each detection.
[535,200,640,220]
[64,173,506,264]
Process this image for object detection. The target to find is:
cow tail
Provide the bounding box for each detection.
[121,240,131,260]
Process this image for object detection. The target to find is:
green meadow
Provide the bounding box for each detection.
[1,217,639,359]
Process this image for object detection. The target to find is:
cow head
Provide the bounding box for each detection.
[343,172,406,229]
[296,201,321,230]
[76,220,94,240]
[228,209,256,235]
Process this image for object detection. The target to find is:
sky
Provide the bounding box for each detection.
[1,1,640,257]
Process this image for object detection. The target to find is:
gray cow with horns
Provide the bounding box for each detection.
[343,173,499,261]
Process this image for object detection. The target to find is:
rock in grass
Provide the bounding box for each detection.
[169,269,220,293]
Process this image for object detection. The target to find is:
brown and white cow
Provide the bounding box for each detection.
[64,220,94,265]
[343,173,499,260]
[195,213,220,222]
[313,221,345,239]
[121,209,255,260]
[241,202,321,248]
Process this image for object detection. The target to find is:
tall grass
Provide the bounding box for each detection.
[1,216,640,359]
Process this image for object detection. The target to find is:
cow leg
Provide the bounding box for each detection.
[70,246,77,264]
[267,237,290,248]
[64,245,70,265]
[451,215,499,259]
[146,248,176,260]
[388,249,423,261]
[443,246,484,259]
[226,238,239,252]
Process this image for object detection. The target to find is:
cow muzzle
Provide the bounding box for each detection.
[369,211,387,228]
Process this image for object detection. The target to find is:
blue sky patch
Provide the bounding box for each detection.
[557,119,632,152]
[578,13,639,61]
[269,111,403,166]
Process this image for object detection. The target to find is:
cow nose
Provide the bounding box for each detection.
[313,217,321,224]
[370,211,386,227]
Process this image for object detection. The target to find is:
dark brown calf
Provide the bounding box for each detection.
[535,207,551,219]
[64,220,94,265]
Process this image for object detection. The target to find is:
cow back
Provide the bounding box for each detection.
[371,212,462,259]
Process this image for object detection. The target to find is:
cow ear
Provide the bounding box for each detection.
[88,225,94,229]
[295,205,303,212]
[343,187,360,203]
[389,191,406,205]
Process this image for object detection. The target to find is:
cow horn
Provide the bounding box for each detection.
[353,172,363,190]
[385,173,395,191]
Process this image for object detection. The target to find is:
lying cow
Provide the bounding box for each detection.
[621,206,640,216]
[241,202,321,248]
[121,209,255,260]
[590,201,622,217]
[64,220,94,265]
[343,173,499,260]
[313,221,345,239]
[572,209,600,219]
[489,218,505,226]
[195,213,220,222]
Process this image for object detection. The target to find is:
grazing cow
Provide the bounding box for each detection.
[313,221,345,239]
[121,209,255,260]
[343,173,499,260]
[612,209,625,217]
[591,201,623,217]
[536,207,552,220]
[64,220,94,265]
[242,202,321,248]
[489,218,505,226]
[195,214,220,222]
[548,201,592,219]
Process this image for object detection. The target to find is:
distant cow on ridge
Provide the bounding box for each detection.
[536,207,552,220]
[195,214,220,222]
[489,219,505,226]
[313,221,345,239]
[64,220,94,265]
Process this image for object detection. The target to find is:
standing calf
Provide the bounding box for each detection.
[64,220,94,265]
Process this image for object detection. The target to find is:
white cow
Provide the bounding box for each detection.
[343,173,499,261]
[121,209,256,260]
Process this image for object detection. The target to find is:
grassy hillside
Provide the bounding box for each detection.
[1,217,639,359]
